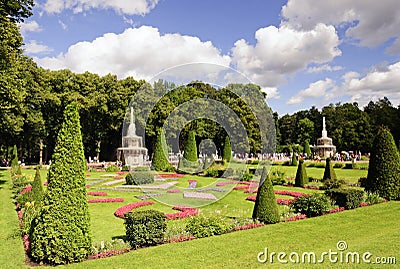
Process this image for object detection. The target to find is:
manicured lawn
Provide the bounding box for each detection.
[2,167,398,268]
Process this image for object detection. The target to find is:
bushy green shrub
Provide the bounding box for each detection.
[12,174,29,193]
[252,167,280,224]
[124,210,166,249]
[365,126,400,200]
[185,215,233,238]
[222,136,232,162]
[325,188,364,209]
[295,159,308,187]
[30,167,44,205]
[152,129,170,171]
[320,178,347,190]
[291,193,331,217]
[183,131,198,162]
[363,192,384,205]
[291,154,298,166]
[134,166,149,172]
[315,162,326,168]
[125,171,154,185]
[322,158,337,181]
[121,165,130,171]
[205,167,219,177]
[30,103,92,265]
[241,172,254,182]
[11,145,19,169]
[106,165,119,172]
[333,163,344,169]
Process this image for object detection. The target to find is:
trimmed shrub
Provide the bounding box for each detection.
[322,158,337,181]
[291,193,331,217]
[222,136,232,162]
[291,153,298,166]
[241,172,254,182]
[134,166,149,172]
[303,140,312,157]
[30,167,44,204]
[152,129,170,171]
[185,215,233,238]
[205,167,219,177]
[106,165,119,172]
[121,165,130,171]
[126,171,154,185]
[333,163,344,169]
[365,126,400,200]
[321,178,346,190]
[325,188,364,209]
[11,145,19,169]
[183,131,198,162]
[124,209,166,249]
[252,167,280,224]
[295,159,308,187]
[30,103,92,265]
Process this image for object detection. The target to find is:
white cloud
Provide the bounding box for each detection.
[19,21,42,35]
[24,40,53,54]
[33,26,230,80]
[58,20,68,30]
[282,0,400,49]
[386,38,400,55]
[307,64,343,73]
[261,87,280,99]
[287,78,335,105]
[41,0,158,15]
[231,23,341,88]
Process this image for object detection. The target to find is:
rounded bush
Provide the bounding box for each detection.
[185,215,233,238]
[126,171,154,185]
[291,193,331,217]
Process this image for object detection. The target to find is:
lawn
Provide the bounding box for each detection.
[1,166,398,268]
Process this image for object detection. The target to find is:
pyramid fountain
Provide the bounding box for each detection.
[314,117,336,158]
[117,107,148,168]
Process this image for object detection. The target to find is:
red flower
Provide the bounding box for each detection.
[87,191,108,196]
[88,198,124,203]
[165,205,199,220]
[114,201,155,218]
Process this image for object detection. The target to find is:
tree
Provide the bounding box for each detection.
[151,128,170,171]
[295,159,308,187]
[291,153,298,166]
[365,127,400,200]
[303,140,311,157]
[323,158,336,181]
[297,118,314,145]
[0,0,34,22]
[183,130,198,162]
[222,135,232,162]
[30,103,92,265]
[252,167,280,224]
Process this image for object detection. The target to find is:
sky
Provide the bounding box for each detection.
[19,0,400,115]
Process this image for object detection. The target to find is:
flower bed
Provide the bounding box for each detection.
[233,185,249,190]
[88,198,124,203]
[274,190,308,197]
[90,248,130,259]
[157,173,185,178]
[216,181,251,186]
[169,236,195,243]
[283,214,307,222]
[326,207,345,214]
[19,185,32,195]
[167,189,181,193]
[87,191,108,196]
[114,201,155,218]
[165,205,199,220]
[233,223,264,231]
[304,185,320,190]
[276,198,293,205]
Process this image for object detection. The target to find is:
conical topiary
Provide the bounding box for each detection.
[30,103,92,265]
[11,145,19,169]
[291,153,298,166]
[222,136,232,163]
[295,159,308,187]
[322,158,336,181]
[303,140,312,158]
[183,130,198,163]
[252,167,280,224]
[152,129,170,171]
[365,126,400,200]
[30,167,44,204]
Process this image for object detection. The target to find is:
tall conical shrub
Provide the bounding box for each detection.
[252,167,280,224]
[222,136,232,162]
[183,131,198,162]
[30,167,44,204]
[295,159,308,187]
[323,158,336,181]
[303,141,312,158]
[11,145,19,169]
[30,103,92,265]
[152,129,170,171]
[365,126,400,200]
[291,153,298,166]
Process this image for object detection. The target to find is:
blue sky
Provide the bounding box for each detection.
[20,0,400,115]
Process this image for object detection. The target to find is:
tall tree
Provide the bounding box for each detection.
[152,128,170,171]
[222,135,232,162]
[183,130,198,162]
[0,0,34,22]
[30,103,92,265]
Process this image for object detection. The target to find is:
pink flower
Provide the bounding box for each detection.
[284,214,307,222]
[165,205,199,220]
[167,189,181,193]
[169,236,195,243]
[274,190,308,197]
[88,198,124,203]
[114,201,155,218]
[87,191,108,196]
[234,223,265,231]
[19,185,32,195]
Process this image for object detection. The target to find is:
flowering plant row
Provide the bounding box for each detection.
[233,223,264,231]
[304,185,320,190]
[157,173,185,178]
[274,190,308,197]
[90,248,130,259]
[167,189,181,193]
[165,205,199,220]
[276,198,293,205]
[88,198,124,203]
[326,207,345,214]
[283,214,307,222]
[114,201,155,218]
[216,181,251,186]
[169,236,195,243]
[19,185,32,195]
[87,191,108,196]
[233,185,249,190]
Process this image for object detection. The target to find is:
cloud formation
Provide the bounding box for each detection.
[24,40,53,54]
[19,21,42,35]
[287,78,335,105]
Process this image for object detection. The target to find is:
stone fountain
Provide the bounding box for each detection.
[314,117,336,158]
[117,107,148,168]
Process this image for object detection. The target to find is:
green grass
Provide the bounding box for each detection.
[2,167,398,268]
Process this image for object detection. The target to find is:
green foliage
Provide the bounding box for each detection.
[290,193,331,217]
[11,145,18,168]
[11,174,28,193]
[121,165,130,171]
[325,188,364,209]
[126,171,154,185]
[124,210,166,249]
[30,103,92,265]
[152,129,170,171]
[363,192,385,205]
[0,0,34,22]
[252,167,280,224]
[185,215,233,238]
[222,136,232,162]
[241,172,254,182]
[291,153,298,166]
[322,158,337,181]
[30,167,44,204]
[105,165,119,172]
[205,167,219,177]
[365,126,400,200]
[333,163,344,169]
[134,166,149,172]
[183,131,198,162]
[295,159,308,187]
[321,178,346,190]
